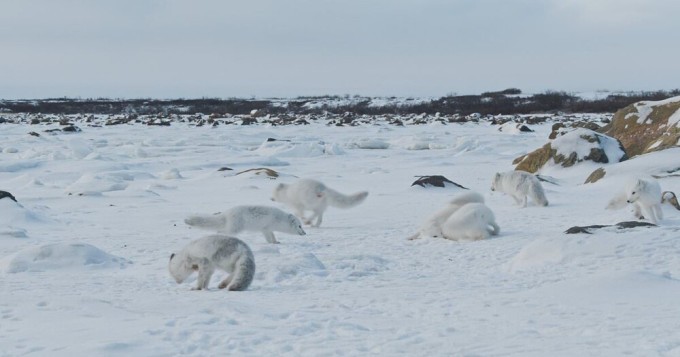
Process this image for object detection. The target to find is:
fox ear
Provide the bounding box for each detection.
[170,253,175,260]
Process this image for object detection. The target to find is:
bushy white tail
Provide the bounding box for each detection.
[228,254,256,291]
[185,214,226,231]
[325,189,368,208]
[529,183,549,206]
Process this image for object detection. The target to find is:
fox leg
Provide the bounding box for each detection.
[218,275,233,289]
[640,205,658,224]
[262,230,279,244]
[194,265,215,290]
[653,204,663,221]
[632,203,644,219]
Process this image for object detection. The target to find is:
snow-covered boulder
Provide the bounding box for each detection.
[598,95,680,157]
[1,242,130,273]
[513,128,628,173]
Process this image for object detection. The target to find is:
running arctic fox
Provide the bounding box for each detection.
[271,178,368,227]
[169,235,255,291]
[408,191,485,240]
[185,205,306,244]
[491,170,548,207]
[606,177,663,224]
[440,202,500,241]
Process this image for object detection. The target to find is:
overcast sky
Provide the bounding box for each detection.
[2,0,679,99]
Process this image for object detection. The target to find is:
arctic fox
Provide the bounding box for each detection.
[439,202,500,241]
[606,177,663,224]
[169,235,255,291]
[185,205,306,244]
[408,191,486,240]
[491,170,548,207]
[271,178,368,227]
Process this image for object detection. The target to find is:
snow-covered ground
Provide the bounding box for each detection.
[1,118,680,356]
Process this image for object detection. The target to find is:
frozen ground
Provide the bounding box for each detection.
[1,117,680,356]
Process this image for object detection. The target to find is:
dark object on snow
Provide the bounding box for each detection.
[0,190,17,202]
[217,167,233,171]
[28,131,40,137]
[518,125,534,132]
[61,125,81,132]
[411,175,467,189]
[266,138,291,142]
[565,221,656,234]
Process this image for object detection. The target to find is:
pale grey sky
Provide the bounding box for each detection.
[1,0,679,99]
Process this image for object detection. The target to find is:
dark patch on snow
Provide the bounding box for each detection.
[411,175,467,189]
[0,190,17,202]
[565,221,656,234]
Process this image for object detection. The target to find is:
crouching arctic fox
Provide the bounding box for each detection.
[185,205,306,244]
[169,235,255,291]
[440,202,500,241]
[606,177,663,224]
[409,191,486,240]
[491,170,548,207]
[272,178,368,227]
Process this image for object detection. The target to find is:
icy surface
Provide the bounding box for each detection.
[1,117,680,356]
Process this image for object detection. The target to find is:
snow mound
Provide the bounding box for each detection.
[331,255,389,278]
[65,172,131,195]
[254,140,345,157]
[390,136,445,150]
[0,199,50,236]
[506,238,567,272]
[350,138,389,149]
[267,253,328,283]
[1,242,131,273]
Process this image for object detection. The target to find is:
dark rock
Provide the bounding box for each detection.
[0,190,17,202]
[217,167,233,171]
[565,221,656,234]
[28,131,40,137]
[411,175,467,189]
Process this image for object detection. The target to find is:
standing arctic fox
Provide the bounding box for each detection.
[169,235,255,291]
[606,177,663,224]
[440,202,500,241]
[491,170,548,207]
[408,191,486,240]
[185,205,306,244]
[271,178,368,227]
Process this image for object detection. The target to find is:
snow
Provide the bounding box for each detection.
[2,118,680,356]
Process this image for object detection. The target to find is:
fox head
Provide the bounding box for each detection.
[288,214,306,236]
[626,179,645,204]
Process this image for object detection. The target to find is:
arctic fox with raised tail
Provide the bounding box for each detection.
[491,170,548,207]
[409,191,486,240]
[185,205,306,244]
[440,202,500,241]
[272,178,368,227]
[169,235,255,291]
[606,177,663,224]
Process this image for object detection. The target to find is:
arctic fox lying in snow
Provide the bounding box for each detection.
[169,235,255,291]
[491,170,548,207]
[185,205,306,244]
[606,177,663,224]
[408,191,486,240]
[271,178,368,227]
[440,202,500,241]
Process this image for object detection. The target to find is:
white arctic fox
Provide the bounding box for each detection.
[185,205,306,244]
[440,202,500,241]
[271,178,368,227]
[169,235,255,291]
[408,191,486,240]
[606,177,663,224]
[491,170,548,207]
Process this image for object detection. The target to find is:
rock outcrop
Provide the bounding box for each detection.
[598,96,680,157]
[513,128,627,173]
